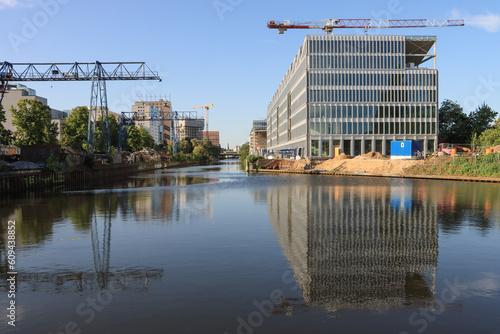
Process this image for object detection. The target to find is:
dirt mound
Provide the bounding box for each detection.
[353,151,389,160]
[333,153,353,161]
[494,145,500,152]
[315,158,419,173]
[257,159,311,170]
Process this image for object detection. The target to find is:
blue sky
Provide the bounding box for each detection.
[1,0,500,148]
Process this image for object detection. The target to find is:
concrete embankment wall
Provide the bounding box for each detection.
[0,161,197,197]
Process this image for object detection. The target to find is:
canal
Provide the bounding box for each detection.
[1,160,499,333]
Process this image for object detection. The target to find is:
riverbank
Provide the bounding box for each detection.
[255,152,422,175]
[0,160,200,197]
[254,153,500,183]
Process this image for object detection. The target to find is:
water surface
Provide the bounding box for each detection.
[1,161,499,333]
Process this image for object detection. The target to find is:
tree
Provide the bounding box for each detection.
[61,106,89,150]
[469,103,497,138]
[478,118,500,147]
[11,99,58,145]
[139,127,155,149]
[438,100,471,143]
[0,104,13,145]
[190,137,221,161]
[95,114,119,152]
[179,138,193,154]
[239,143,250,160]
[166,141,174,156]
[127,126,142,152]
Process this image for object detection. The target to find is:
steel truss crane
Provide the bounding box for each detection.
[0,61,161,154]
[118,110,202,154]
[267,19,464,34]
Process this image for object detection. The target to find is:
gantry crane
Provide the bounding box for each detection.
[0,61,161,154]
[118,109,202,153]
[193,104,213,134]
[267,19,464,34]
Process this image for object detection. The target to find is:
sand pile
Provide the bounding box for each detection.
[355,151,389,160]
[314,152,419,173]
[493,145,500,152]
[291,159,310,170]
[333,153,353,160]
[256,158,311,170]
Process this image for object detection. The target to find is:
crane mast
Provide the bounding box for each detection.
[193,104,213,137]
[268,19,465,34]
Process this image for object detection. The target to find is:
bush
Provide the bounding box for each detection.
[174,152,187,162]
[247,155,264,164]
[484,153,498,164]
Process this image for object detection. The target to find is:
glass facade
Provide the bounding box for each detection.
[267,34,439,157]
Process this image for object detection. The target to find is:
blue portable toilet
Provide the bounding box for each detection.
[390,140,423,160]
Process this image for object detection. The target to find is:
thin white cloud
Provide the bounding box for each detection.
[0,0,18,9]
[458,273,500,299]
[0,0,38,10]
[452,8,500,33]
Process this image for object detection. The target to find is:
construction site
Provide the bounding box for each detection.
[252,144,500,182]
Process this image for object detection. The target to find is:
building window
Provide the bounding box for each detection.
[354,140,362,156]
[311,140,319,157]
[287,93,292,141]
[343,140,351,155]
[428,139,435,153]
[365,140,373,152]
[322,141,330,157]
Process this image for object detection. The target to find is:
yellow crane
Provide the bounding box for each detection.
[193,104,213,134]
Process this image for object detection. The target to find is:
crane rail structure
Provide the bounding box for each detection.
[0,61,160,82]
[118,110,202,153]
[0,61,161,155]
[267,19,465,34]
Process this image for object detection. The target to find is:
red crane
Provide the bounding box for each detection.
[267,19,464,34]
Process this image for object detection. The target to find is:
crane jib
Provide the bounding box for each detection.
[267,19,465,33]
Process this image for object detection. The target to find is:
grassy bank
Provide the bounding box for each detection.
[407,153,500,178]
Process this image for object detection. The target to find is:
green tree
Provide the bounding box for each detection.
[187,138,220,161]
[61,106,89,150]
[0,104,13,145]
[179,138,193,154]
[166,141,174,156]
[127,126,143,152]
[11,99,58,145]
[95,114,119,152]
[192,138,210,160]
[478,118,500,147]
[139,127,155,149]
[469,103,497,138]
[438,99,471,143]
[239,143,250,160]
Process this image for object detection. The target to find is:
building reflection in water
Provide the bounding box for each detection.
[268,178,439,311]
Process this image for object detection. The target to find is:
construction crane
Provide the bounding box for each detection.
[0,61,161,154]
[267,19,464,34]
[193,104,213,134]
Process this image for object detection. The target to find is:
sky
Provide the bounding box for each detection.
[1,0,500,148]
